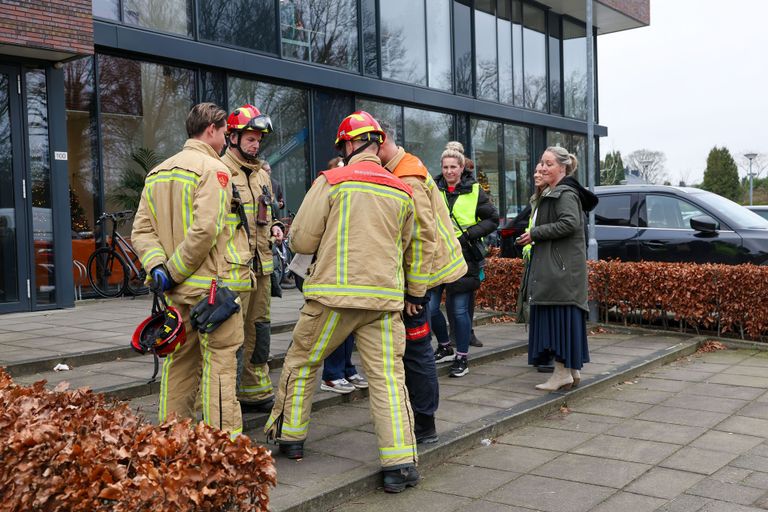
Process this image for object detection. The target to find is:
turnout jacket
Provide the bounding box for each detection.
[132,139,253,305]
[221,149,284,276]
[384,147,466,299]
[290,153,416,311]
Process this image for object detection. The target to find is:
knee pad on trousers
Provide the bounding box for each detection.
[250,322,271,365]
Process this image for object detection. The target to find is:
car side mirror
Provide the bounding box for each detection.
[690,215,719,233]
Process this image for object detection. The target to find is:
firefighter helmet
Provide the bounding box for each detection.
[131,293,186,357]
[334,111,386,147]
[227,104,273,135]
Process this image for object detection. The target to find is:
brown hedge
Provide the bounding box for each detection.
[0,369,276,511]
[476,257,768,340]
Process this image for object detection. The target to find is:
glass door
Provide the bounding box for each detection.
[0,65,30,313]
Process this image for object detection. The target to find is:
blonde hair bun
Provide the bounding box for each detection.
[445,141,465,154]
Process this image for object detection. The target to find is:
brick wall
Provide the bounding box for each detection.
[599,0,650,25]
[0,0,93,57]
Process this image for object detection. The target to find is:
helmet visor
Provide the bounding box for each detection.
[245,114,273,134]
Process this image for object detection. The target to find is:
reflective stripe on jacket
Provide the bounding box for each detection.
[442,183,481,237]
[290,153,415,311]
[132,139,253,304]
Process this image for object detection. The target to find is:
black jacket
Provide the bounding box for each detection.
[435,171,499,293]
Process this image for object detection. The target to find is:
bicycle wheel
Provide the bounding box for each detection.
[123,249,149,296]
[87,247,129,298]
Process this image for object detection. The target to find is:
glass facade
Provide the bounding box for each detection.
[229,77,310,216]
[380,0,426,85]
[470,119,501,209]
[549,12,562,115]
[404,107,454,175]
[199,0,277,54]
[475,1,498,101]
[497,2,514,104]
[93,0,120,20]
[547,130,588,184]
[427,0,453,91]
[522,3,547,112]
[453,1,473,96]
[123,0,194,36]
[503,124,530,217]
[361,0,379,76]
[0,72,18,304]
[563,19,587,120]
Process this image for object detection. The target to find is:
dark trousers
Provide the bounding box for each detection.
[403,305,439,417]
[322,334,357,381]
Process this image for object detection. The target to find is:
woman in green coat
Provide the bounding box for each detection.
[516,146,598,391]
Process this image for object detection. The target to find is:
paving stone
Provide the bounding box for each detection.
[681,382,766,401]
[721,365,768,378]
[587,352,641,365]
[271,450,363,488]
[731,455,768,473]
[571,434,679,464]
[310,430,379,463]
[606,419,706,445]
[0,331,41,342]
[657,495,714,512]
[330,488,472,512]
[692,431,764,454]
[737,402,768,420]
[699,351,758,364]
[660,447,738,475]
[435,383,469,399]
[452,444,559,473]
[716,416,768,438]
[637,405,729,428]
[625,467,705,499]
[418,462,518,498]
[708,373,768,389]
[497,425,595,452]
[593,345,658,357]
[741,471,768,489]
[449,387,538,409]
[686,477,766,505]
[633,377,694,393]
[540,411,624,434]
[484,474,615,512]
[484,376,551,396]
[589,491,666,512]
[437,399,502,424]
[661,394,748,415]
[596,386,675,405]
[710,466,753,484]
[698,501,766,512]
[532,453,650,488]
[470,363,530,378]
[571,397,653,418]
[451,500,532,512]
[313,404,374,429]
[649,368,718,382]
[437,372,505,388]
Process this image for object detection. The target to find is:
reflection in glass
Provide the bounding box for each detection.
[200,69,227,107]
[511,0,523,106]
[313,90,353,174]
[522,3,547,111]
[503,124,530,217]
[381,0,426,85]
[123,0,193,36]
[93,0,120,19]
[281,0,359,71]
[470,118,501,209]
[199,0,277,54]
[453,1,472,96]
[98,55,195,234]
[427,0,452,91]
[26,70,55,304]
[547,130,587,184]
[498,10,513,104]
[475,8,498,101]
[563,20,587,120]
[361,0,379,76]
[404,107,453,175]
[229,77,310,213]
[0,73,19,304]
[549,12,562,115]
[356,98,403,145]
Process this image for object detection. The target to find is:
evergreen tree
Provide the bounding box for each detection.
[702,147,740,201]
[600,150,625,185]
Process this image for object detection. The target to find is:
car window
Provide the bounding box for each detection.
[595,194,632,226]
[646,195,704,229]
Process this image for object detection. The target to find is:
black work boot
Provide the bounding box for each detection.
[382,465,420,493]
[414,412,438,445]
[240,395,275,413]
[278,441,304,460]
[469,332,483,347]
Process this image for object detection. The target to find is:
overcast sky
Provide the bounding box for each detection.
[597,0,768,185]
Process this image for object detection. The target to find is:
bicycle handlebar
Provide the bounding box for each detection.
[96,210,135,224]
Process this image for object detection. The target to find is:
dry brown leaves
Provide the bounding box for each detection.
[490,315,516,324]
[696,340,728,353]
[0,369,276,512]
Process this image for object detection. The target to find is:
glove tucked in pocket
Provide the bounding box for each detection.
[190,282,242,333]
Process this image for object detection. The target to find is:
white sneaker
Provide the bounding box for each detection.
[346,373,369,389]
[320,378,355,394]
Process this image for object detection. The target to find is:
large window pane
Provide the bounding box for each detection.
[427,0,452,91]
[563,19,587,120]
[98,55,195,233]
[229,77,310,214]
[355,98,403,145]
[404,107,453,175]
[470,118,501,210]
[361,0,379,76]
[199,0,277,54]
[498,8,513,104]
[549,12,562,115]
[547,130,587,184]
[281,0,359,71]
[453,1,472,96]
[200,69,227,107]
[313,90,353,172]
[0,73,18,304]
[93,0,120,19]
[381,0,426,85]
[475,5,498,101]
[123,0,193,36]
[26,70,55,304]
[503,124,530,217]
[522,3,547,111]
[511,0,524,106]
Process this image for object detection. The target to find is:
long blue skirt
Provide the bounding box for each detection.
[528,305,590,370]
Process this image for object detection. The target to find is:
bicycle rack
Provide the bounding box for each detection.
[72,260,87,301]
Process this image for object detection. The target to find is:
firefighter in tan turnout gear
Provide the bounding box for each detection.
[132,103,253,438]
[265,111,421,493]
[221,104,284,411]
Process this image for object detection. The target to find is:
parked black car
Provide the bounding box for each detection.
[747,205,768,222]
[500,185,768,265]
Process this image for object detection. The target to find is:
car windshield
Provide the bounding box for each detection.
[691,191,768,230]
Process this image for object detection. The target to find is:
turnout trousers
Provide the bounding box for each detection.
[265,299,418,469]
[237,274,274,403]
[158,302,244,438]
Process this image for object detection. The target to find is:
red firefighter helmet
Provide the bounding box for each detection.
[334,111,386,147]
[131,296,186,357]
[227,104,273,135]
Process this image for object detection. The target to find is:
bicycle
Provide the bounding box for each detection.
[86,210,148,298]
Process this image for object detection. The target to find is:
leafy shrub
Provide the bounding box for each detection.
[0,369,275,511]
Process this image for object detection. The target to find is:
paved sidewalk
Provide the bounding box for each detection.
[331,348,768,512]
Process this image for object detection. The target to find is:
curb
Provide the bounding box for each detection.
[273,335,705,512]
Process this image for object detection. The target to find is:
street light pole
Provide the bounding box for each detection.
[585,0,598,322]
[745,153,758,206]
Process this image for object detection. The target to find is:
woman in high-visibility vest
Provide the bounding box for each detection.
[430,142,499,378]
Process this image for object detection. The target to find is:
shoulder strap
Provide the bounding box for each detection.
[321,161,413,196]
